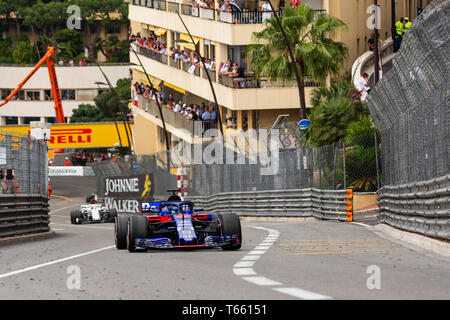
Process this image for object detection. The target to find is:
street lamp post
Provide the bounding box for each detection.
[374,0,380,85]
[94,81,124,155]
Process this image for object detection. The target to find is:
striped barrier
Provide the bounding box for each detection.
[377,174,450,240]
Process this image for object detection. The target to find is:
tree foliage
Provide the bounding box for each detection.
[93,78,131,121]
[12,39,37,64]
[55,28,84,62]
[71,0,128,61]
[246,4,348,118]
[70,104,105,123]
[96,36,130,63]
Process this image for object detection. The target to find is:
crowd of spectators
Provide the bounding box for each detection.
[130,32,246,88]
[67,151,113,166]
[134,80,218,124]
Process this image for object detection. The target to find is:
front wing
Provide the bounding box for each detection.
[134,234,239,249]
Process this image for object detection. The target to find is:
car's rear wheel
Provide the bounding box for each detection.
[70,210,82,224]
[219,213,242,250]
[127,215,149,252]
[115,215,129,249]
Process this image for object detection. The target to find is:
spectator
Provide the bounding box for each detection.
[201,108,211,120]
[358,72,371,93]
[226,115,237,129]
[64,157,71,166]
[210,106,217,121]
[261,1,273,22]
[218,59,232,76]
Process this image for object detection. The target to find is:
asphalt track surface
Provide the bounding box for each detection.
[0,177,449,300]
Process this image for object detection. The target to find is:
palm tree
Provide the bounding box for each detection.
[246,4,348,119]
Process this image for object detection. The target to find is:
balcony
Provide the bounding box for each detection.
[131,48,316,111]
[132,0,325,25]
[134,45,319,89]
[136,94,217,138]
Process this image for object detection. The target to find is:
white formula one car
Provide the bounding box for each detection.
[70,194,117,224]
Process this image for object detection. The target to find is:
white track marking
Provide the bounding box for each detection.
[248,250,267,255]
[351,222,372,228]
[0,245,115,280]
[233,268,257,276]
[240,255,261,261]
[234,261,256,268]
[254,245,271,250]
[273,287,332,300]
[242,277,283,286]
[233,226,333,300]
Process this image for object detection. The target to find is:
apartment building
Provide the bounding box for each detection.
[129,0,431,155]
[0,65,131,125]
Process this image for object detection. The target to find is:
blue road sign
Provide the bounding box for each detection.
[298,119,311,133]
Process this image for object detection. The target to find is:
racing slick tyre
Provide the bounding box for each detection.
[115,215,129,250]
[127,215,149,252]
[70,210,83,224]
[107,208,118,222]
[219,213,242,250]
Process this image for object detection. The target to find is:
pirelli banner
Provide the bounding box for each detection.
[104,174,154,214]
[0,122,132,149]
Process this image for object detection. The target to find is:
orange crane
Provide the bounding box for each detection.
[0,47,66,123]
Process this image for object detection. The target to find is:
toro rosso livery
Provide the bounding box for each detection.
[115,191,242,252]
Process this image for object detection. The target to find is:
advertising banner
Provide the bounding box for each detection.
[103,174,154,214]
[0,122,133,149]
[49,166,84,176]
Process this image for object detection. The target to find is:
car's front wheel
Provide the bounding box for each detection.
[127,215,149,252]
[70,210,83,224]
[219,213,242,250]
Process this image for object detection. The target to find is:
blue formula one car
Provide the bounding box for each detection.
[114,191,242,252]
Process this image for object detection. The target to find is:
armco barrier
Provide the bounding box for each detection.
[181,189,350,220]
[377,174,450,240]
[0,194,50,238]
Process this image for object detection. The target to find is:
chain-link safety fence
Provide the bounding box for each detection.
[363,0,450,240]
[0,129,48,196]
[365,0,449,186]
[91,126,380,199]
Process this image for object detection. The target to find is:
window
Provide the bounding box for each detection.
[44,90,53,100]
[5,117,18,125]
[26,91,41,101]
[203,39,215,61]
[76,89,96,101]
[11,90,25,101]
[24,117,41,124]
[107,23,121,34]
[252,110,259,130]
[61,90,76,100]
[1,89,11,100]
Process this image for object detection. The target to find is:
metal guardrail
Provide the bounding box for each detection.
[0,194,50,238]
[377,174,450,240]
[181,189,350,220]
